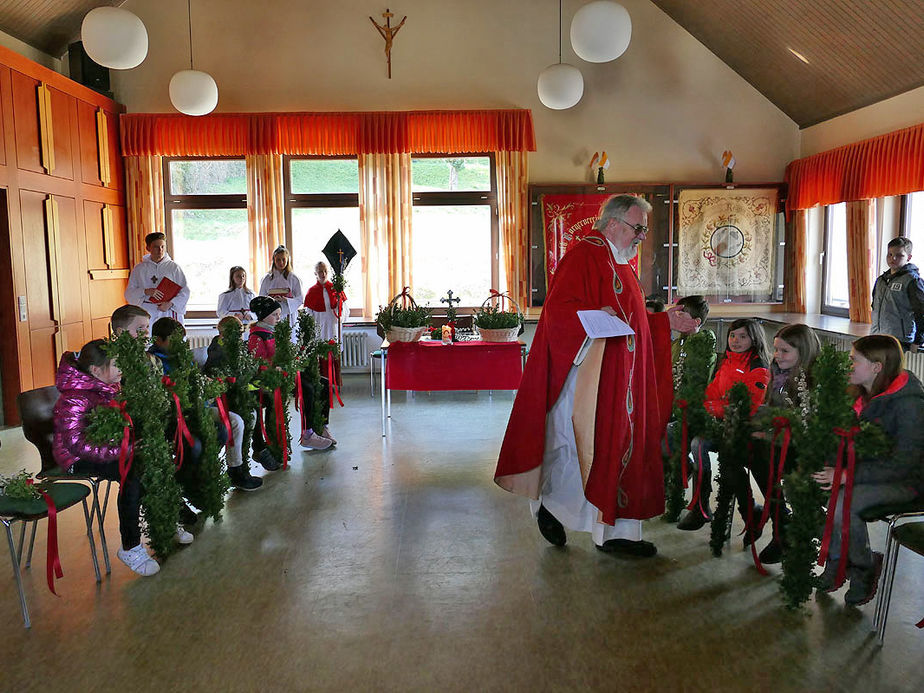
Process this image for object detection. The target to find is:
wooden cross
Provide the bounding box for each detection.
[370,8,406,79]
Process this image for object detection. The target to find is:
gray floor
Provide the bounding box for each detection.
[1,375,922,692]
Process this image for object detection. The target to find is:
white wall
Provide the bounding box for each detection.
[0,28,61,73]
[114,0,799,183]
[800,85,924,157]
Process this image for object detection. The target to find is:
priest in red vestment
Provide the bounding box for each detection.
[495,195,697,556]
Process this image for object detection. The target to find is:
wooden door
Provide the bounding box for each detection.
[11,71,75,180]
[85,200,130,322]
[77,101,121,189]
[19,190,86,387]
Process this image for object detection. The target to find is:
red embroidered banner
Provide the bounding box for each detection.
[539,193,639,287]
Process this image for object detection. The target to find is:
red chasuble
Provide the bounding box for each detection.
[494,232,673,523]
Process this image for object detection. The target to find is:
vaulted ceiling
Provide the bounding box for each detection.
[1,1,922,128]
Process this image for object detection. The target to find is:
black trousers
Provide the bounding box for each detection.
[72,459,141,550]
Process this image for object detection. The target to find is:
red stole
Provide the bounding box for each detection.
[305,281,344,313]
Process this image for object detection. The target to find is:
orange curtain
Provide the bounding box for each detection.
[785,122,924,214]
[245,154,285,283]
[496,150,530,309]
[846,200,876,323]
[121,110,536,156]
[783,209,807,313]
[123,155,164,265]
[358,153,412,317]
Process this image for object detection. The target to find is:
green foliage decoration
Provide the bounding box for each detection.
[296,311,339,434]
[709,382,753,557]
[85,404,129,446]
[166,333,230,522]
[663,330,717,522]
[214,319,259,466]
[255,319,296,464]
[375,302,431,331]
[106,331,182,558]
[0,470,41,501]
[473,305,524,330]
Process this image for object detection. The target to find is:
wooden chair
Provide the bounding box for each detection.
[17,386,114,575]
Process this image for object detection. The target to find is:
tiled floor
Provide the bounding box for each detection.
[1,376,922,691]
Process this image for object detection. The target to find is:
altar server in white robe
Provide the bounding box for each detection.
[217,266,255,322]
[125,232,190,325]
[304,261,346,342]
[259,246,304,329]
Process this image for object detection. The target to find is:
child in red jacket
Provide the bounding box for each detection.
[677,318,770,531]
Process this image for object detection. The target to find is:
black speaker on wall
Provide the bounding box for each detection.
[68,41,112,98]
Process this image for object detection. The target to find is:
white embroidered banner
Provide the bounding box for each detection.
[676,188,776,297]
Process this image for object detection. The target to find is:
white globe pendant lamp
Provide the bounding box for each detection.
[169,70,219,116]
[537,0,584,110]
[170,0,218,116]
[570,1,632,63]
[538,63,584,110]
[80,7,148,70]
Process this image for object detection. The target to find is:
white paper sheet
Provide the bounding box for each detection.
[577,310,635,339]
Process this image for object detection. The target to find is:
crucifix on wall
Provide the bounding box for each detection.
[369,8,406,79]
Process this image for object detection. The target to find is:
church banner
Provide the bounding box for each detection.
[676,188,776,297]
[540,193,638,286]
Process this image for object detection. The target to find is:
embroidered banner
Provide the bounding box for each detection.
[540,193,639,286]
[676,188,776,297]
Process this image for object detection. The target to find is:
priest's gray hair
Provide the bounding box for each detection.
[593,194,652,230]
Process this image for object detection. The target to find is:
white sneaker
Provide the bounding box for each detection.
[175,526,195,545]
[117,544,160,576]
[321,426,337,445]
[300,430,332,450]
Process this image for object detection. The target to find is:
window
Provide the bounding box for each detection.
[411,155,497,307]
[822,202,850,315]
[285,157,363,316]
[904,190,924,251]
[163,158,247,313]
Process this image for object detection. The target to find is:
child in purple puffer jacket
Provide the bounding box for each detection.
[52,339,159,577]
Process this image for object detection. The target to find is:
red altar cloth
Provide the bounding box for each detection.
[385,340,522,391]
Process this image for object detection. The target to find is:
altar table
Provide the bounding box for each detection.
[380,340,523,436]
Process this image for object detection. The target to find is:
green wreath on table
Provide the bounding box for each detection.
[106,331,182,558]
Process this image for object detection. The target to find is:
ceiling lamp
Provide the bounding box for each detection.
[80,7,148,70]
[537,0,584,110]
[170,0,218,116]
[570,1,632,63]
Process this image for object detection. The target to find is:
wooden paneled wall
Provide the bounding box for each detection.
[0,44,128,425]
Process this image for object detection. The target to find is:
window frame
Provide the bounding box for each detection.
[410,153,499,309]
[821,202,850,318]
[900,190,924,247]
[162,156,248,318]
[283,155,362,318]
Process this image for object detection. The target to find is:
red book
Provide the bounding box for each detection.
[145,277,182,303]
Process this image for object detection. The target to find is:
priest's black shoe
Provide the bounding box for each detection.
[596,539,658,558]
[536,505,566,546]
[676,509,710,531]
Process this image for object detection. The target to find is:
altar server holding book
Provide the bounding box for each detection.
[217,266,255,322]
[259,246,304,325]
[125,232,190,325]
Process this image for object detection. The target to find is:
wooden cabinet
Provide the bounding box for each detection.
[0,45,127,423]
[77,100,122,189]
[11,70,76,180]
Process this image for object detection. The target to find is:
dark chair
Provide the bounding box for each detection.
[875,520,924,644]
[17,386,114,576]
[1,476,99,627]
[859,497,924,638]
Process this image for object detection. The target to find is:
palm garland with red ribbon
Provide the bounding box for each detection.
[256,318,296,468]
[164,332,230,521]
[0,471,62,594]
[663,329,716,523]
[105,332,183,559]
[296,310,342,435]
[213,318,260,467]
[84,400,134,493]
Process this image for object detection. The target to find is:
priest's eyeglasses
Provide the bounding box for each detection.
[616,218,648,235]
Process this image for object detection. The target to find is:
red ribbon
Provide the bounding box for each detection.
[818,426,861,590]
[215,395,233,447]
[273,387,288,470]
[744,484,770,576]
[27,480,63,595]
[327,348,343,408]
[294,370,306,436]
[108,400,134,495]
[161,376,194,469]
[489,288,505,311]
[676,400,690,490]
[686,441,710,519]
[758,417,791,540]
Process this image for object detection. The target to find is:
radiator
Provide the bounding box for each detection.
[186,332,215,350]
[341,331,368,368]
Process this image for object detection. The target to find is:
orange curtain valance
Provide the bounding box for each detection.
[785,122,924,214]
[120,109,536,157]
